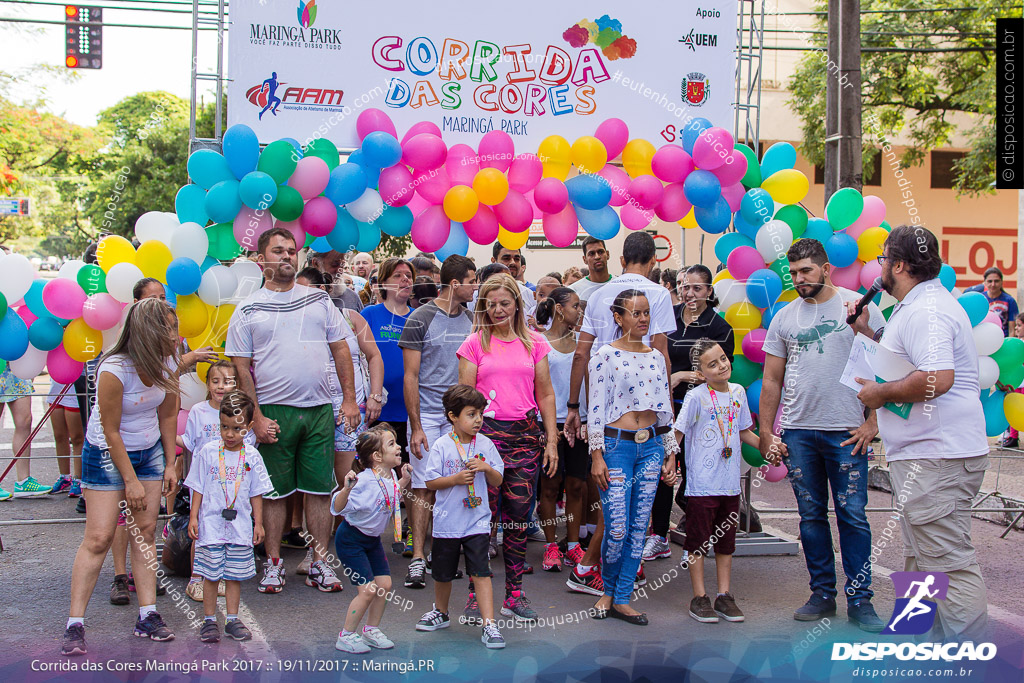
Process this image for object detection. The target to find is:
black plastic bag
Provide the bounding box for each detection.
[161,513,193,577]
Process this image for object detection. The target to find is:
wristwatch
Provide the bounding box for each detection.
[567,402,581,410]
[368,393,384,403]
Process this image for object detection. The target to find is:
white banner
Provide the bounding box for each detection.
[227,0,738,151]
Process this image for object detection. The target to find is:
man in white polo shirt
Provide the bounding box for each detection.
[851,225,989,642]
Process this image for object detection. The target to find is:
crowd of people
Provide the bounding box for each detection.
[0,226,994,656]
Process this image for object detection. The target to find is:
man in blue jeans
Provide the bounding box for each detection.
[758,238,885,632]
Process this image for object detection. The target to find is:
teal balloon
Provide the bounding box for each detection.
[745,379,763,415]
[576,205,620,241]
[187,149,234,189]
[175,184,209,226]
[28,317,64,351]
[375,204,413,237]
[327,211,360,253]
[802,217,833,245]
[435,221,469,260]
[356,222,382,252]
[310,235,332,252]
[981,388,1009,437]
[24,279,50,319]
[958,291,989,327]
[714,233,755,265]
[740,188,773,226]
[760,142,796,180]
[222,124,260,180]
[0,309,29,361]
[201,255,219,272]
[239,171,279,210]
[205,179,242,224]
[938,264,956,292]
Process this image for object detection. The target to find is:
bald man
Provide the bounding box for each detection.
[351,252,375,280]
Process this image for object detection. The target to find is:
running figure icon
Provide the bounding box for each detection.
[888,574,940,629]
[258,72,282,120]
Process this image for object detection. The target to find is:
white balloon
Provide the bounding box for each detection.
[106,262,145,304]
[58,259,86,280]
[135,211,179,245]
[346,188,384,223]
[179,371,207,411]
[978,355,999,390]
[716,278,748,310]
[973,322,1003,356]
[755,220,793,264]
[0,253,36,302]
[229,258,264,300]
[197,265,239,306]
[169,222,209,265]
[9,344,47,380]
[951,287,962,299]
[102,322,123,351]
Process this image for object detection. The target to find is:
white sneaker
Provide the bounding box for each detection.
[642,534,672,561]
[335,631,370,654]
[258,559,285,594]
[306,560,343,592]
[361,626,394,649]
[297,547,313,575]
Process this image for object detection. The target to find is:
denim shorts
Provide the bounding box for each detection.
[81,439,165,491]
[334,408,368,452]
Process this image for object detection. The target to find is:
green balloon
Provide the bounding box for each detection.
[769,256,795,290]
[206,222,243,260]
[999,363,1024,388]
[742,442,766,467]
[992,337,1024,374]
[775,204,808,238]
[0,290,7,322]
[304,232,316,248]
[257,140,299,184]
[736,144,761,188]
[732,355,763,387]
[882,304,895,320]
[880,220,892,232]
[77,264,107,294]
[270,185,305,222]
[0,359,6,373]
[825,187,864,231]
[304,138,340,170]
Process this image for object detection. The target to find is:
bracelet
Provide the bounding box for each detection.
[567,402,581,410]
[368,393,384,402]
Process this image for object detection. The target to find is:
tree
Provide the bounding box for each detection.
[788,0,1012,195]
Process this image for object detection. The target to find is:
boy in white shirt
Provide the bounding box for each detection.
[673,339,758,625]
[416,385,505,649]
[186,392,273,643]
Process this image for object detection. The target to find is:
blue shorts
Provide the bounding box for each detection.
[194,543,257,581]
[334,408,367,452]
[334,519,390,586]
[81,439,165,491]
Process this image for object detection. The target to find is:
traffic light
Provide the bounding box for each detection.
[65,5,102,69]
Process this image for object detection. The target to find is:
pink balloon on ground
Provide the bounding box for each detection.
[299,196,338,237]
[830,262,863,290]
[651,145,695,183]
[628,175,665,210]
[355,108,397,141]
[727,246,766,281]
[598,164,631,207]
[847,195,887,236]
[534,178,569,214]
[760,461,788,483]
[411,205,451,252]
[446,144,479,186]
[233,205,274,250]
[42,278,87,319]
[288,156,330,200]
[400,121,442,145]
[692,127,735,170]
[494,190,533,232]
[621,202,654,231]
[416,168,452,204]
[712,149,749,187]
[508,154,542,193]
[464,205,500,244]
[478,130,515,172]
[402,133,447,170]
[47,345,85,384]
[741,328,768,364]
[594,118,629,159]
[859,258,883,290]
[721,182,746,212]
[276,219,307,247]
[655,182,692,222]
[82,293,123,331]
[379,165,416,207]
[543,204,579,248]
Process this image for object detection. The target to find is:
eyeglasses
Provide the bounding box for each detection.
[876,255,889,265]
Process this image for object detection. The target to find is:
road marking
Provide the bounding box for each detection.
[219,596,280,668]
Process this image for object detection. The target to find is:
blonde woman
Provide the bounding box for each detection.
[457,273,559,622]
[63,298,181,656]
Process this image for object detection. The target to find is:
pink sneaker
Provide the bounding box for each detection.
[541,542,563,572]
[564,544,586,567]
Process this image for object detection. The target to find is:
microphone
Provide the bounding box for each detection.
[847,277,883,325]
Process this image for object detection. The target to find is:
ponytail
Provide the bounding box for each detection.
[535,286,575,326]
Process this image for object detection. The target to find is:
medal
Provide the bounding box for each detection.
[709,388,737,459]
[218,443,246,521]
[451,433,482,509]
[371,468,403,553]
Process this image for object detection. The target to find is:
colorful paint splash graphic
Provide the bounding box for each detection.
[562,14,637,60]
[297,0,318,29]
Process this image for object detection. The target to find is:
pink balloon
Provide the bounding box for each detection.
[356,108,397,141]
[42,278,87,320]
[275,219,307,248]
[288,155,330,200]
[721,182,746,212]
[712,149,749,187]
[594,118,629,160]
[830,262,863,290]
[494,190,533,232]
[406,193,431,217]
[525,189,542,220]
[847,195,887,237]
[773,408,783,436]
[534,178,569,214]
[508,154,542,193]
[402,133,447,170]
[299,196,338,237]
[651,145,695,183]
[692,127,734,170]
[233,205,274,250]
[400,121,442,145]
[727,246,765,281]
[379,165,416,207]
[411,205,452,252]
[628,175,665,210]
[176,408,189,436]
[621,202,653,231]
[464,205,500,244]
[478,130,515,172]
[741,328,768,364]
[859,258,883,290]
[760,461,789,483]
[15,305,37,328]
[598,164,631,207]
[983,311,1002,327]
[47,345,85,385]
[446,144,479,186]
[416,168,451,204]
[543,204,579,248]
[82,293,123,331]
[655,182,692,222]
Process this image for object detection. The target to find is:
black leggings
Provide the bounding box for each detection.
[650,449,686,537]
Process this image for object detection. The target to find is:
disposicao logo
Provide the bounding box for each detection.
[297,0,317,29]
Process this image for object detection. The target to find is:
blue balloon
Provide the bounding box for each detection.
[576,205,621,241]
[166,257,203,295]
[187,149,234,190]
[325,163,369,206]
[361,132,402,169]
[745,379,763,417]
[327,211,360,253]
[204,179,242,224]
[165,287,177,308]
[281,138,304,155]
[347,150,380,187]
[175,184,209,226]
[375,204,413,237]
[356,222,382,252]
[762,299,789,328]
[436,221,469,261]
[733,211,760,241]
[0,310,29,361]
[740,188,773,226]
[958,291,989,327]
[714,232,756,265]
[939,263,956,292]
[746,269,783,309]
[201,255,219,273]
[802,217,833,244]
[222,124,260,180]
[28,317,64,351]
[681,117,713,155]
[981,387,1009,437]
[760,142,797,180]
[239,171,278,210]
[825,233,859,268]
[566,174,611,211]
[683,170,721,209]
[694,196,731,234]
[310,235,332,253]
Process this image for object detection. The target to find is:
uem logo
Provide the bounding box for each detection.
[297,0,317,29]
[884,571,949,635]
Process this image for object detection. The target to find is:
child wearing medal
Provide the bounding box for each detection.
[416,385,506,649]
[330,426,412,654]
[672,339,758,625]
[186,392,273,643]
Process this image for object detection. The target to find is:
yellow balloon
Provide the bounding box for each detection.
[570,135,608,174]
[187,324,216,358]
[209,303,236,347]
[498,226,529,251]
[621,139,656,178]
[1006,392,1024,431]
[777,289,800,303]
[471,168,510,206]
[678,207,699,229]
[538,135,571,180]
[761,168,810,205]
[176,294,210,338]
[725,302,762,333]
[96,235,137,273]
[712,268,734,284]
[64,318,103,362]
[442,185,480,223]
[857,226,889,263]
[197,361,209,384]
[135,240,172,281]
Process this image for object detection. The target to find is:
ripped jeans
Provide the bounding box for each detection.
[598,435,663,604]
[781,429,872,603]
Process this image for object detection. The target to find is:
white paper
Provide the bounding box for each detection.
[841,333,918,419]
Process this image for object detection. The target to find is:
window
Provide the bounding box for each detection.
[931,151,966,189]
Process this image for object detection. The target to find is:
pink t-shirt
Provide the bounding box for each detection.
[457,331,550,421]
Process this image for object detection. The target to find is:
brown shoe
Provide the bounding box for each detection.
[713,592,745,622]
[688,595,719,623]
[109,574,130,606]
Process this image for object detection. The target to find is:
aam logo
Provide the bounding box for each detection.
[883,571,950,635]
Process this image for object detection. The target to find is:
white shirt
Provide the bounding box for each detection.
[331,469,401,537]
[85,355,175,451]
[327,310,365,408]
[580,273,677,350]
[546,345,586,423]
[570,275,614,303]
[673,383,753,496]
[878,279,988,461]
[184,442,273,547]
[182,401,256,454]
[424,433,504,538]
